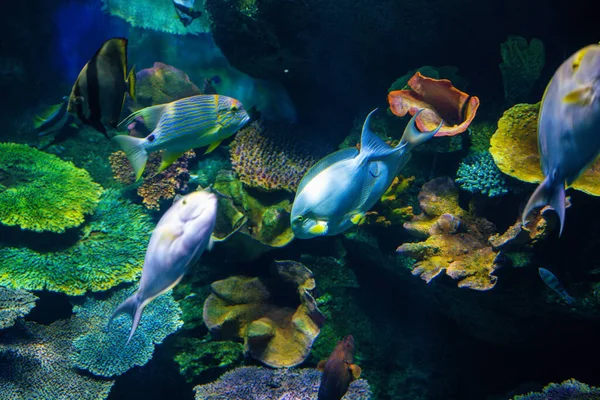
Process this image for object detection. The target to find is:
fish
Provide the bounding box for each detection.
[317,335,362,400]
[34,96,78,136]
[67,37,136,138]
[173,0,203,27]
[538,267,575,304]
[114,94,250,181]
[522,44,600,235]
[109,190,218,343]
[291,108,441,239]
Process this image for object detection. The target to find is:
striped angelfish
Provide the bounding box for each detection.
[538,267,575,304]
[113,94,250,181]
[67,37,136,138]
[34,96,77,136]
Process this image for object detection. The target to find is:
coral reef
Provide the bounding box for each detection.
[230,120,321,192]
[110,150,195,210]
[388,65,468,92]
[190,155,231,188]
[489,103,600,196]
[72,287,183,378]
[499,36,545,104]
[456,151,508,197]
[211,170,294,260]
[388,72,480,137]
[467,121,496,153]
[363,176,415,227]
[133,62,202,109]
[0,287,37,330]
[174,338,244,382]
[203,260,324,367]
[0,143,102,233]
[0,320,114,399]
[512,378,600,400]
[0,190,153,295]
[193,366,372,400]
[101,0,211,35]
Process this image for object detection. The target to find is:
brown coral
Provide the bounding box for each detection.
[203,260,325,368]
[363,176,415,228]
[109,150,195,210]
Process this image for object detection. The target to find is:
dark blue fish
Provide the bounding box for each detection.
[538,268,575,304]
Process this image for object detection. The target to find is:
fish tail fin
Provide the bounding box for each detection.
[112,135,148,181]
[564,294,576,305]
[127,66,137,101]
[397,109,442,153]
[358,108,396,161]
[522,176,566,236]
[119,103,167,133]
[108,292,145,345]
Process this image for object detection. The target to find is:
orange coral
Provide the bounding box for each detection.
[388,72,480,137]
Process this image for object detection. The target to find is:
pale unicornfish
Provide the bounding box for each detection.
[291,108,441,239]
[67,37,136,138]
[173,0,202,27]
[522,44,600,235]
[113,94,250,181]
[109,190,218,343]
[538,267,575,304]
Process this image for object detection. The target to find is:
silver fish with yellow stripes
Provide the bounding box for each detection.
[113,94,250,181]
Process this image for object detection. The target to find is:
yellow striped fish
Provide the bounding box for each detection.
[113,94,250,181]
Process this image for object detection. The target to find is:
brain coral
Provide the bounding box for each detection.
[194,366,372,400]
[0,287,37,330]
[230,120,321,193]
[0,143,103,233]
[0,189,153,295]
[72,286,183,377]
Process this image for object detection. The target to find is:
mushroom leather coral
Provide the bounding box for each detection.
[388,72,479,137]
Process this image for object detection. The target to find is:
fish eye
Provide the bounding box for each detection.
[182,199,188,205]
[296,215,304,222]
[231,106,238,112]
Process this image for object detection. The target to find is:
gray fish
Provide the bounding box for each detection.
[291,108,440,239]
[538,267,575,304]
[109,190,218,343]
[522,44,600,234]
[34,96,78,137]
[173,0,202,27]
[68,37,136,138]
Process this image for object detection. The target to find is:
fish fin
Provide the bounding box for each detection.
[158,150,185,174]
[564,294,576,305]
[359,108,396,161]
[119,103,168,133]
[350,213,365,225]
[112,135,148,181]
[308,222,328,236]
[34,104,62,129]
[207,236,215,251]
[108,292,145,345]
[296,148,359,195]
[397,109,442,152]
[68,122,79,129]
[91,119,109,138]
[522,176,566,236]
[127,67,137,101]
[563,86,593,105]
[349,364,362,379]
[316,360,327,371]
[204,138,224,154]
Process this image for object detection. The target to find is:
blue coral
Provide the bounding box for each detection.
[456,151,508,197]
[71,286,183,377]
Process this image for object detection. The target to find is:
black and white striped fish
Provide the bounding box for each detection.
[67,37,136,138]
[173,0,202,27]
[538,267,575,304]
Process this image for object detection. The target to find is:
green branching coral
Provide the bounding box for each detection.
[499,36,545,104]
[456,152,508,197]
[174,338,244,382]
[0,287,37,330]
[72,287,183,377]
[0,190,153,295]
[0,143,103,233]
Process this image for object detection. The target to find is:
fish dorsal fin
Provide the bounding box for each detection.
[296,148,359,195]
[359,108,397,161]
[119,103,169,133]
[563,85,593,106]
[349,363,362,379]
[317,360,327,371]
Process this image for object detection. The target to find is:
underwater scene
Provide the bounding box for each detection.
[0,0,599,399]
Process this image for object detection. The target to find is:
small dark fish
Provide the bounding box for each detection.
[34,96,78,136]
[317,335,362,400]
[538,267,575,304]
[67,37,136,138]
[173,0,202,27]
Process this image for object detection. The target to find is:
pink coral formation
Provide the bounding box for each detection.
[109,150,195,210]
[230,120,321,193]
[388,72,480,137]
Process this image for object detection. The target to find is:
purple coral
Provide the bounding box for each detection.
[193,366,372,400]
[230,120,324,193]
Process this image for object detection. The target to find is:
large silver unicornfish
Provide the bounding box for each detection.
[523,44,600,234]
[110,190,218,343]
[291,108,441,239]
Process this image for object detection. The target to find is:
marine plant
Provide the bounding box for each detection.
[0,189,153,295]
[203,260,324,368]
[0,143,102,233]
[456,151,509,197]
[72,286,183,377]
[193,366,372,399]
[0,287,37,330]
[174,338,244,382]
[499,36,545,104]
[230,120,321,193]
[512,378,600,400]
[489,102,600,196]
[110,150,195,210]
